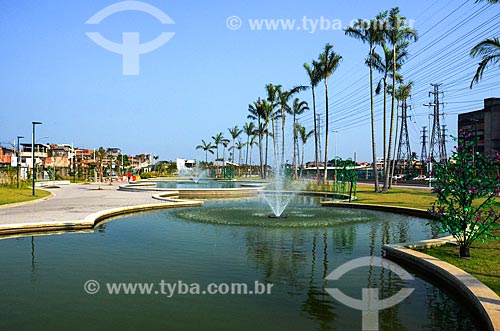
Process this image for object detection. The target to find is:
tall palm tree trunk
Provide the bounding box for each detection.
[271,118,277,168]
[390,99,401,188]
[281,108,286,167]
[265,130,269,179]
[258,120,264,179]
[312,87,319,180]
[250,144,254,176]
[245,136,250,177]
[301,140,305,179]
[293,115,297,178]
[384,48,397,191]
[383,79,387,182]
[369,58,380,192]
[323,78,329,184]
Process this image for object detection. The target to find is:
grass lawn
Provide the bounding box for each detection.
[422,233,500,295]
[355,184,437,210]
[0,187,51,205]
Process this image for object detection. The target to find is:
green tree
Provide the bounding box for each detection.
[315,43,342,183]
[288,98,309,178]
[303,62,321,179]
[430,134,500,258]
[196,139,215,164]
[470,37,500,88]
[383,7,417,191]
[345,17,385,192]
[95,147,107,188]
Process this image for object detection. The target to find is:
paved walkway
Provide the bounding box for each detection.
[0,183,158,226]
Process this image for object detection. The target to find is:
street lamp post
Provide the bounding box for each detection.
[32,122,42,196]
[17,135,24,188]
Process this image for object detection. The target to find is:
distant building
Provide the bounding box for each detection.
[0,147,14,167]
[106,148,121,157]
[458,97,500,157]
[20,143,49,168]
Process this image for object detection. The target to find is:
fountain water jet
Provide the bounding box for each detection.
[261,164,305,218]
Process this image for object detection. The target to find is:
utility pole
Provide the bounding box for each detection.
[396,98,412,170]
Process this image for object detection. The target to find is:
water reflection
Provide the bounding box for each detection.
[241,214,478,331]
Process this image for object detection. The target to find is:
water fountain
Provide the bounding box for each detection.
[260,164,305,219]
[178,161,207,184]
[189,162,207,184]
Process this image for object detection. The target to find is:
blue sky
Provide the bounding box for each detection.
[1,0,499,163]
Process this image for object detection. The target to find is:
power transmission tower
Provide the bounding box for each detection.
[424,83,446,161]
[420,126,428,163]
[396,98,412,169]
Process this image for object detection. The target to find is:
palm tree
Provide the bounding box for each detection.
[248,134,258,176]
[222,138,230,166]
[298,125,314,178]
[228,126,242,162]
[196,139,214,164]
[212,132,224,176]
[266,83,281,164]
[243,122,255,176]
[248,99,270,178]
[276,85,308,167]
[345,15,386,192]
[372,42,407,179]
[235,140,246,176]
[315,43,342,183]
[304,62,321,179]
[383,7,417,191]
[470,37,500,88]
[288,98,309,178]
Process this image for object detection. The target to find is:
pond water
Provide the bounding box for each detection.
[0,197,481,331]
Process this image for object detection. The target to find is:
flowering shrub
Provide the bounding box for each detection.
[429,132,500,257]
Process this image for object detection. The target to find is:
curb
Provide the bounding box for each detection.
[0,200,203,237]
[384,243,500,331]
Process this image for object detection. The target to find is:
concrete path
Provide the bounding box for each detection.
[0,183,158,226]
